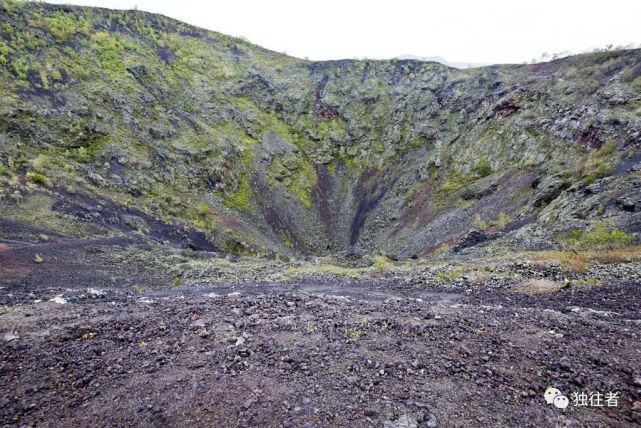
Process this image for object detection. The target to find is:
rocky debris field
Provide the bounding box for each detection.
[2,239,641,427]
[1,3,641,427]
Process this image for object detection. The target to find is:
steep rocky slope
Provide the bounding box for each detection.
[1,1,640,258]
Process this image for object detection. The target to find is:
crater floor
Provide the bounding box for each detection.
[1,238,640,427]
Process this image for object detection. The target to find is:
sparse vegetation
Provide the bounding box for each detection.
[436,266,463,282]
[91,32,124,74]
[282,263,362,279]
[374,254,391,272]
[343,329,364,339]
[26,172,50,186]
[527,245,641,273]
[472,158,492,177]
[432,243,449,256]
[42,10,91,42]
[558,220,634,250]
[494,212,510,230]
[473,214,488,230]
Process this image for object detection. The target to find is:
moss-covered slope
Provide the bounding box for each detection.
[1,1,640,258]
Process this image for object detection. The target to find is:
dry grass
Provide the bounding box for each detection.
[282,264,363,279]
[525,245,641,273]
[513,279,564,295]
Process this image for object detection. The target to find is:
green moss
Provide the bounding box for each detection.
[0,40,9,64]
[289,160,317,208]
[267,148,317,208]
[197,202,211,217]
[439,169,477,195]
[283,263,362,279]
[67,137,109,163]
[223,172,251,211]
[282,233,294,249]
[598,140,618,157]
[38,69,48,88]
[325,162,336,175]
[70,147,91,163]
[165,32,231,83]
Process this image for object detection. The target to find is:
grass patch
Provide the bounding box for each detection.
[223,178,251,211]
[26,171,50,186]
[558,220,633,250]
[432,243,449,256]
[42,10,91,42]
[440,170,477,194]
[374,254,391,272]
[436,266,463,282]
[473,214,488,230]
[526,245,641,273]
[472,158,492,177]
[283,263,363,279]
[91,32,124,74]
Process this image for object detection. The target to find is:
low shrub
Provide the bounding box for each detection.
[374,254,391,272]
[558,220,633,250]
[26,172,50,185]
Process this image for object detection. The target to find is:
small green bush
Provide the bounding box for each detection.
[71,147,91,163]
[472,158,492,177]
[621,68,634,82]
[31,154,50,173]
[473,214,488,230]
[583,162,611,185]
[495,212,510,229]
[26,172,50,185]
[197,202,211,217]
[9,58,28,80]
[374,254,391,272]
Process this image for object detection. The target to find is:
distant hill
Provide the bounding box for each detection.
[396,55,492,69]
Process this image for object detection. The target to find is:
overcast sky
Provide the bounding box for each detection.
[45,0,641,64]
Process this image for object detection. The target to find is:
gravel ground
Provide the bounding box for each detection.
[1,239,641,427]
